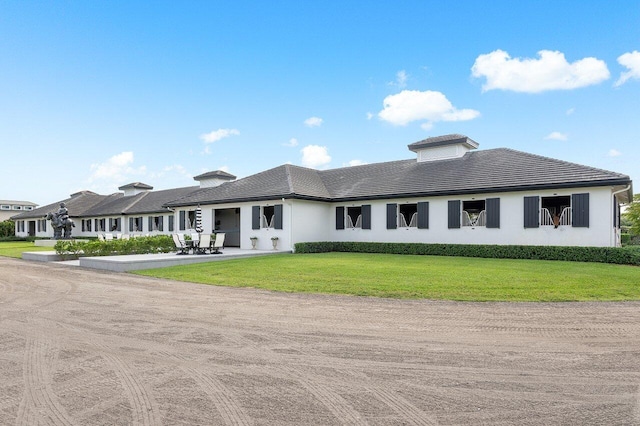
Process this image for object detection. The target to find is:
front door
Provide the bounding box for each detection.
[28,220,36,237]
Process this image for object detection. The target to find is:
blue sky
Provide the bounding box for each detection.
[1,1,639,206]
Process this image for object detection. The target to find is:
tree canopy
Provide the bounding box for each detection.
[623,194,640,235]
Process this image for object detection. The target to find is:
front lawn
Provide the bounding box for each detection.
[133,252,640,302]
[0,241,53,258]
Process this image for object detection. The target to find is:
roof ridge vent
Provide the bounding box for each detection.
[408,134,479,162]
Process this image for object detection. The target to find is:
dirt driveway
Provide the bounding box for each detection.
[1,257,639,425]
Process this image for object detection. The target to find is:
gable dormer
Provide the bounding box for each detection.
[408,134,478,162]
[118,182,153,196]
[193,170,237,188]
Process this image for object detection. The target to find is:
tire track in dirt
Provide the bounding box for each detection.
[365,386,437,426]
[281,367,367,425]
[184,367,253,426]
[634,384,640,424]
[99,351,160,426]
[17,335,75,426]
[221,331,368,424]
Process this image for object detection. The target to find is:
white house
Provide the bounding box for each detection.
[13,134,633,248]
[1,200,37,223]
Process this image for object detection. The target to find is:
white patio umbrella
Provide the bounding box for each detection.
[194,205,203,233]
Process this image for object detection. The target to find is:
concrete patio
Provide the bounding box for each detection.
[22,248,290,272]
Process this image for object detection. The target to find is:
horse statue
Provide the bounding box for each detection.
[46,202,76,239]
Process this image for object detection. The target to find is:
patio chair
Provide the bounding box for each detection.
[104,233,114,241]
[97,233,105,241]
[172,233,189,255]
[196,233,212,254]
[211,233,225,254]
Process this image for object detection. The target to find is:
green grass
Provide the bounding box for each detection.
[133,252,640,302]
[0,241,54,258]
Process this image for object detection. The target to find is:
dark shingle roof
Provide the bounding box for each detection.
[82,186,200,216]
[168,148,631,206]
[167,165,330,207]
[13,145,632,219]
[10,191,117,220]
[320,148,631,200]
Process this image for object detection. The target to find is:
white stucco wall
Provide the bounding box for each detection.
[328,186,618,247]
[13,186,620,248]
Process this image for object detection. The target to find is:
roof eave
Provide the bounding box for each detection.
[329,178,633,203]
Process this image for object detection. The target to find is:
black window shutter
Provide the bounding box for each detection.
[417,202,429,229]
[448,200,461,229]
[179,210,186,231]
[486,198,500,228]
[252,206,261,230]
[336,206,345,230]
[572,193,589,227]
[148,216,153,232]
[169,215,174,232]
[108,218,113,230]
[361,205,371,230]
[158,216,163,231]
[129,217,134,232]
[386,203,397,229]
[274,204,283,229]
[523,196,539,228]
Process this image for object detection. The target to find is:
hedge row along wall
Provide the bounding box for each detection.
[294,242,640,266]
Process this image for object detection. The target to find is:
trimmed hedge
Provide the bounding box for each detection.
[294,241,640,266]
[55,235,175,258]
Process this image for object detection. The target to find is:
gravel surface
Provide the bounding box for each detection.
[1,256,639,425]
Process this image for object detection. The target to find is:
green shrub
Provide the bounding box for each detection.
[0,220,15,238]
[55,235,175,258]
[294,242,640,266]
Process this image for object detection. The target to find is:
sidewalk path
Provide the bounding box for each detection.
[1,257,639,425]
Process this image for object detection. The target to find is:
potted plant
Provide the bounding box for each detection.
[270,236,279,250]
[250,236,258,249]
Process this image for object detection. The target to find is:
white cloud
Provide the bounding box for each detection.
[389,70,408,88]
[378,90,480,128]
[544,132,568,141]
[200,128,240,143]
[301,145,331,168]
[304,117,323,127]
[615,51,640,87]
[88,152,146,184]
[345,159,366,167]
[608,149,621,157]
[566,108,575,115]
[471,49,610,93]
[283,137,299,147]
[149,164,190,179]
[86,152,147,194]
